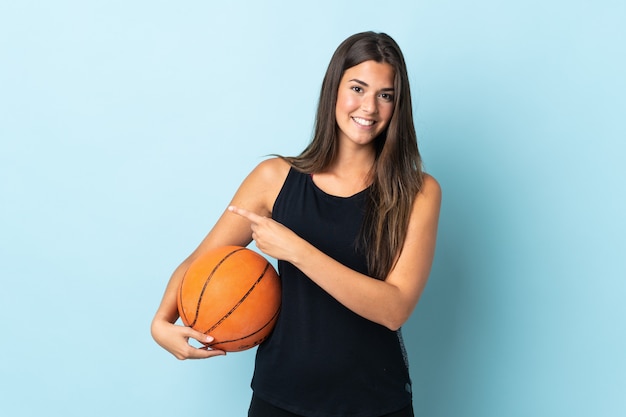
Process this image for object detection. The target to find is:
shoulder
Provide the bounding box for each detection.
[237,157,291,215]
[248,157,292,185]
[419,174,442,202]
[408,174,441,223]
[254,156,292,177]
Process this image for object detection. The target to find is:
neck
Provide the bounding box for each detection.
[334,138,376,168]
[314,145,376,195]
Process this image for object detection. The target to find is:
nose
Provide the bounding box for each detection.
[360,93,378,114]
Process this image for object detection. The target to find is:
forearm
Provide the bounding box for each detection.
[289,240,414,330]
[152,264,186,325]
[229,203,431,330]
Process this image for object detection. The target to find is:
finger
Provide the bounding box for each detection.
[182,328,227,358]
[184,327,214,346]
[189,346,227,359]
[228,205,265,223]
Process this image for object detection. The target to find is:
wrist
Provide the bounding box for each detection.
[289,238,315,269]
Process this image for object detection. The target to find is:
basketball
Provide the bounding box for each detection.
[177,246,281,352]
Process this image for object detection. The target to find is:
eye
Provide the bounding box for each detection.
[379,93,394,102]
[351,86,363,93]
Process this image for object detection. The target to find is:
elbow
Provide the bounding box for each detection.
[378,295,416,331]
[384,320,406,332]
[385,322,403,332]
[381,311,411,331]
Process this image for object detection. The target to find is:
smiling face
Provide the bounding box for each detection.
[335,60,396,148]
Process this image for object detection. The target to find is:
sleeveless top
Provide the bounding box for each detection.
[250,168,412,417]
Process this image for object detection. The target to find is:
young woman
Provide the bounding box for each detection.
[151,31,441,417]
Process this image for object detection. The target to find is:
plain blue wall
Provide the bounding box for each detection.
[1,1,624,416]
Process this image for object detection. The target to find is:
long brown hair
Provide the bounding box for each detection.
[284,31,424,279]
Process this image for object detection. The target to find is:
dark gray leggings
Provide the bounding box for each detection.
[248,394,415,417]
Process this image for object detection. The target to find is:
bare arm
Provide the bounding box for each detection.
[230,174,442,330]
[151,158,290,359]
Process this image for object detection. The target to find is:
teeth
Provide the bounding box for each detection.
[352,117,375,126]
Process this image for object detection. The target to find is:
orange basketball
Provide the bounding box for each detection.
[177,246,281,352]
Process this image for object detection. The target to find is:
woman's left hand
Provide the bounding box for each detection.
[228,205,302,262]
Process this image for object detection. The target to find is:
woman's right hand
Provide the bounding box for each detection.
[150,159,289,359]
[151,318,226,360]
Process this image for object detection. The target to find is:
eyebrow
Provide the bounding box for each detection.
[349,78,395,92]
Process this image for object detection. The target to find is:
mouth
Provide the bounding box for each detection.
[352,116,376,127]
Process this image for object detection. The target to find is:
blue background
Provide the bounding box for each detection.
[1,1,624,416]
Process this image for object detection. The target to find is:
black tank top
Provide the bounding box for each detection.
[251,167,412,417]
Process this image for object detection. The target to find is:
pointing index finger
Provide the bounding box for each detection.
[228,205,263,223]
